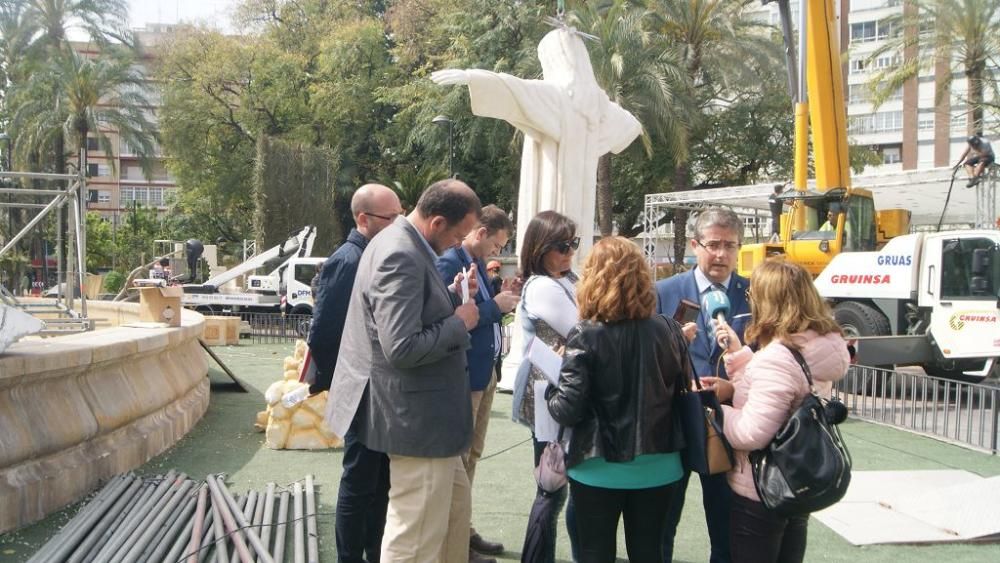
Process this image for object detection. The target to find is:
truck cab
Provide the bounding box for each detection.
[815,231,1000,381]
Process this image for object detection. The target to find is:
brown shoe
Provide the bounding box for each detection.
[470,533,504,555]
[469,549,497,563]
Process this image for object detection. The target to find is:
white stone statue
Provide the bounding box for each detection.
[431,26,642,260]
[0,304,44,354]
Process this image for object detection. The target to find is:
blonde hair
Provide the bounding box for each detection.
[745,258,842,347]
[577,237,656,322]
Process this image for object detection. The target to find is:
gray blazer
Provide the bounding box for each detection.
[324,216,473,458]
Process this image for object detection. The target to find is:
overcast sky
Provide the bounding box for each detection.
[127,0,237,30]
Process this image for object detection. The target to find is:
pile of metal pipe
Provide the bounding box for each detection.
[28,473,322,563]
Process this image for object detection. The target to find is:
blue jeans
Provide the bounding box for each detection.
[335,417,390,563]
[662,470,732,563]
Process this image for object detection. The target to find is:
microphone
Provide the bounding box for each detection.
[701,290,732,349]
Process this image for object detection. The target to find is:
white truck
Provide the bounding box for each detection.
[814,230,999,382]
[181,226,325,316]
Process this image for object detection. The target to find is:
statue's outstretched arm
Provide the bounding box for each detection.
[430,69,470,86]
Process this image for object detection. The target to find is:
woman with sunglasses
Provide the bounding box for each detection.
[704,259,848,563]
[545,237,687,563]
[511,210,581,562]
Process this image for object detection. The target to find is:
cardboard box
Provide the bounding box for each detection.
[138,286,184,327]
[203,315,241,346]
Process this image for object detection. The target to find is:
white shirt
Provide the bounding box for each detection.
[694,267,731,294]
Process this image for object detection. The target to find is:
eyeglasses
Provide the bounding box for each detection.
[487,268,500,274]
[364,211,398,222]
[551,237,580,254]
[695,239,741,253]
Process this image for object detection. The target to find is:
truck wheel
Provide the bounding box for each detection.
[289,305,312,338]
[833,301,890,338]
[833,302,897,395]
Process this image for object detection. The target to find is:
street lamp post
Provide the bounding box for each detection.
[432,115,455,178]
[0,133,12,247]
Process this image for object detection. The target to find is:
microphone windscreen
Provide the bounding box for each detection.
[701,290,731,319]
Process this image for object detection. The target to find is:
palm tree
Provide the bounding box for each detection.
[566,0,691,237]
[23,0,132,53]
[11,47,156,176]
[865,0,1000,135]
[644,0,780,265]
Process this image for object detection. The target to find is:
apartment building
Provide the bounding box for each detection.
[71,24,178,222]
[751,0,998,173]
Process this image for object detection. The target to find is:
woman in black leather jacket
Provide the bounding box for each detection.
[546,236,688,563]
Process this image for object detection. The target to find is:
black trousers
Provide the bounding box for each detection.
[335,416,390,563]
[730,494,808,563]
[570,478,677,563]
[662,470,732,562]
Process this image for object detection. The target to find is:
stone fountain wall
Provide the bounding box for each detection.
[0,301,208,533]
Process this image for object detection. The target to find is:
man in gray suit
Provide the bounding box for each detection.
[326,179,482,563]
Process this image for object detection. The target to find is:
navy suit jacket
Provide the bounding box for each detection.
[437,247,502,391]
[655,269,751,378]
[307,228,367,392]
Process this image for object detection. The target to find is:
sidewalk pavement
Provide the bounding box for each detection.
[2,342,998,562]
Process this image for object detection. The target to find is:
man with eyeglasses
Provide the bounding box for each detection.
[308,183,403,563]
[655,207,751,563]
[436,205,518,563]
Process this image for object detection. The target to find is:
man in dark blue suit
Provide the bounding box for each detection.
[308,183,403,563]
[655,207,751,563]
[436,205,518,563]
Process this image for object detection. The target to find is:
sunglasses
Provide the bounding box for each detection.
[550,237,580,254]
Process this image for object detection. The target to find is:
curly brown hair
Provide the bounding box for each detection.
[744,258,842,347]
[577,237,656,322]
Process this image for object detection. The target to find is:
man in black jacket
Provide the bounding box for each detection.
[307,183,402,563]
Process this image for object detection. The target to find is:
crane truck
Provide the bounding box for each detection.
[745,0,998,380]
[180,225,324,316]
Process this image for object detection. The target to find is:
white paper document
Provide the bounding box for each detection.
[533,380,559,442]
[527,336,562,385]
[460,267,470,304]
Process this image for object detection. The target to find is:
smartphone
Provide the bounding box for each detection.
[673,299,701,325]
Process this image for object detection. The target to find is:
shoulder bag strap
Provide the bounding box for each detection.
[782,344,815,388]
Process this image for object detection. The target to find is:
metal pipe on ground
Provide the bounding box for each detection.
[74,479,150,563]
[210,494,230,563]
[293,482,304,563]
[182,485,209,563]
[230,490,258,563]
[146,490,199,562]
[304,476,318,563]
[143,485,197,558]
[192,500,217,563]
[228,494,250,561]
[213,476,275,563]
[92,470,179,563]
[206,475,255,563]
[273,491,290,563]
[30,474,132,563]
[259,483,276,562]
[251,488,266,556]
[117,474,193,563]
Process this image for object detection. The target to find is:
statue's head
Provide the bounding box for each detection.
[538,28,597,89]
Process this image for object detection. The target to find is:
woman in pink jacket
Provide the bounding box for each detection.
[703,259,849,563]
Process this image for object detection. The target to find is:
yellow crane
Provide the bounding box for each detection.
[737,0,909,277]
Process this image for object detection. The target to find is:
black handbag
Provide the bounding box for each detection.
[677,355,735,476]
[749,345,851,516]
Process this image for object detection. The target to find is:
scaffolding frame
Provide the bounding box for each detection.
[0,156,93,334]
